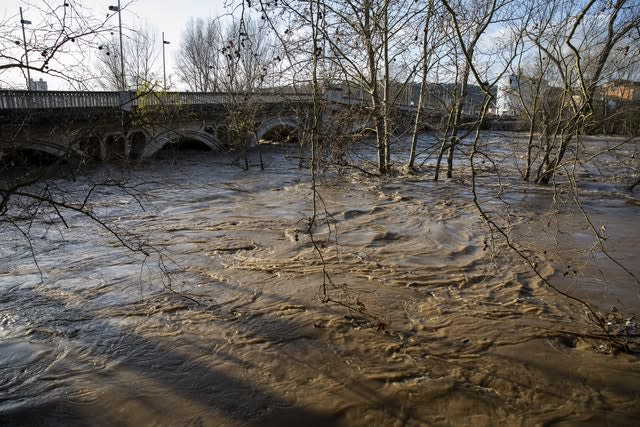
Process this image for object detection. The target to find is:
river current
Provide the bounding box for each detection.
[1,133,639,426]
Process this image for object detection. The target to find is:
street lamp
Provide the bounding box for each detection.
[162,32,170,91]
[19,7,32,90]
[108,1,125,91]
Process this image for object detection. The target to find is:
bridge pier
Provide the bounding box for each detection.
[101,133,128,161]
[77,135,102,161]
[216,125,231,146]
[129,130,149,160]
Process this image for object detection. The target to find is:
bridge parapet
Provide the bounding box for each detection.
[1,89,444,163]
[0,90,315,110]
[0,90,125,109]
[137,92,315,106]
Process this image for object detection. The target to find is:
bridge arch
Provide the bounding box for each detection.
[3,141,81,165]
[101,132,128,160]
[76,134,102,160]
[142,128,226,159]
[255,116,301,144]
[346,118,375,135]
[128,129,150,160]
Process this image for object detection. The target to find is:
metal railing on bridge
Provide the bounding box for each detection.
[0,90,124,109]
[0,89,447,121]
[0,90,316,110]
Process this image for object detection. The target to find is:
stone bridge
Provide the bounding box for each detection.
[0,89,448,164]
[0,90,318,163]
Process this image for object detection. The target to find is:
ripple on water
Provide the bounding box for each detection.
[1,142,639,426]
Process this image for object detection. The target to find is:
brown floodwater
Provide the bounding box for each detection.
[1,133,639,426]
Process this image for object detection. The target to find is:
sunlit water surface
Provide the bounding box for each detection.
[1,133,639,426]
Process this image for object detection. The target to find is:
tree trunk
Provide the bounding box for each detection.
[446,60,471,178]
[408,3,434,170]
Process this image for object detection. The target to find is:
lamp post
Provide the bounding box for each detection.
[162,32,170,91]
[108,1,125,91]
[19,7,32,90]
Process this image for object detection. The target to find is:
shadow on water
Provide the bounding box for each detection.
[0,288,328,426]
[0,283,417,427]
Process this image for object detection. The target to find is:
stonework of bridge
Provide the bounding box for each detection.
[0,89,453,164]
[0,90,318,163]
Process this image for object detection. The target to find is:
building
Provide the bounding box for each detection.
[419,82,495,118]
[29,78,48,91]
[496,73,554,117]
[596,79,640,135]
[600,79,640,104]
[496,74,520,116]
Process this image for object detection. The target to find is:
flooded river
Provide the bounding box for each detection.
[1,133,639,426]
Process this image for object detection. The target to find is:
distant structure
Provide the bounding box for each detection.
[29,78,48,91]
[496,74,520,116]
[600,79,640,106]
[496,73,553,117]
[414,82,495,118]
[597,79,640,134]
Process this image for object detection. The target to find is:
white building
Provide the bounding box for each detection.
[496,74,519,116]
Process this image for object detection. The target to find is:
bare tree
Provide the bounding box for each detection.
[218,16,274,93]
[176,10,276,94]
[450,0,640,351]
[329,0,425,174]
[176,17,222,92]
[95,23,159,91]
[258,0,425,174]
[522,0,640,184]
[434,0,508,180]
[407,0,444,170]
[0,0,115,89]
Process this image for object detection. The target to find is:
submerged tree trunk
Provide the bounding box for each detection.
[382,1,391,172]
[408,1,435,170]
[434,115,455,181]
[363,4,387,175]
[446,58,471,179]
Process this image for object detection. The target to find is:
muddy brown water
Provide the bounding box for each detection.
[1,133,639,426]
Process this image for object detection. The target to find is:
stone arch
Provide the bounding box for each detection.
[347,118,375,135]
[142,128,226,159]
[128,129,150,160]
[101,132,127,160]
[22,141,76,159]
[255,116,301,144]
[77,134,102,161]
[2,141,80,166]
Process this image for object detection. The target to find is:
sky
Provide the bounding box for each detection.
[1,0,233,90]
